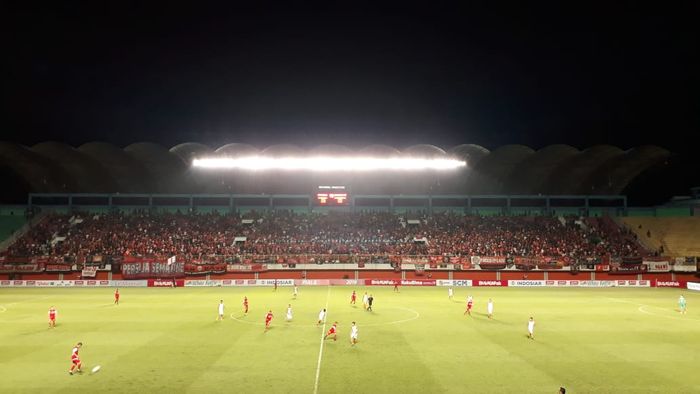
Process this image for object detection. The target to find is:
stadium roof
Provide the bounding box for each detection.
[0,141,673,199]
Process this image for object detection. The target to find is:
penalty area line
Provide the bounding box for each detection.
[313,286,331,394]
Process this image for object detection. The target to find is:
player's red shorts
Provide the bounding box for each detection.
[265,319,271,325]
[72,358,80,365]
[49,315,56,320]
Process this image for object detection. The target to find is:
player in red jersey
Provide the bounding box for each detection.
[324,321,338,341]
[243,296,249,314]
[48,306,57,328]
[464,295,473,316]
[264,310,274,332]
[350,290,357,305]
[114,288,120,305]
[68,342,82,375]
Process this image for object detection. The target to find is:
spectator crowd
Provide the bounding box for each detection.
[4,211,647,260]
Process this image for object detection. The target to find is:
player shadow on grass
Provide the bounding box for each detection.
[471,312,508,325]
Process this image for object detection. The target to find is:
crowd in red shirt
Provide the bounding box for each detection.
[4,211,646,260]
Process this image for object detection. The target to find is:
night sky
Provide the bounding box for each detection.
[5,2,698,152]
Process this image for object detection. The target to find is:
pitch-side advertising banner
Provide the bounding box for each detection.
[654,280,687,288]
[147,279,185,287]
[436,280,473,287]
[507,280,650,287]
[0,280,147,287]
[472,280,508,287]
[508,280,546,287]
[363,279,436,286]
[687,282,700,291]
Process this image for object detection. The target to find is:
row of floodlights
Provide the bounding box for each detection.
[192,157,467,171]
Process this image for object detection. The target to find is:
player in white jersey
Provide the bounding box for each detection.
[317,308,327,326]
[350,321,358,346]
[293,285,298,299]
[286,304,293,321]
[527,317,535,339]
[217,300,225,321]
[362,292,369,310]
[448,287,453,300]
[487,298,494,319]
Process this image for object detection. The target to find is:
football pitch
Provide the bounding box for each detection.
[1,286,698,394]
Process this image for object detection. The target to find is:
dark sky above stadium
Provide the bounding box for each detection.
[5,2,698,152]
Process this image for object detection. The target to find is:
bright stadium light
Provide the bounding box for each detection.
[192,156,467,171]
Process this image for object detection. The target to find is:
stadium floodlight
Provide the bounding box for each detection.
[192,156,467,171]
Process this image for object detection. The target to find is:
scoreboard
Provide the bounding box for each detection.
[315,185,349,206]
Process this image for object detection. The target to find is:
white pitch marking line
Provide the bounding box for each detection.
[361,307,420,327]
[313,286,331,394]
[637,305,700,322]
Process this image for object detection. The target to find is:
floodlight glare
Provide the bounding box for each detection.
[192,156,466,171]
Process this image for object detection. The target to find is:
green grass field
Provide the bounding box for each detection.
[1,286,699,393]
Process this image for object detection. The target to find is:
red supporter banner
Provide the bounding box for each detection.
[595,264,610,272]
[400,257,429,264]
[45,264,72,272]
[644,261,671,272]
[148,279,185,287]
[610,264,647,274]
[514,257,539,266]
[226,264,267,273]
[472,256,507,270]
[0,256,31,264]
[122,259,185,279]
[472,280,508,287]
[82,266,98,277]
[0,264,41,273]
[184,263,226,275]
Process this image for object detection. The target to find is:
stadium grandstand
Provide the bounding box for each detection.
[0,141,698,284]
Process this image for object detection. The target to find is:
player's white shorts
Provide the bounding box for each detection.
[351,333,358,340]
[287,313,293,320]
[488,306,493,314]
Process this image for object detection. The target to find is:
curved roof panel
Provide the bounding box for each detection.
[0,142,74,193]
[308,144,354,156]
[581,145,671,194]
[261,144,305,156]
[470,144,535,193]
[447,144,490,168]
[125,142,188,193]
[32,142,116,193]
[215,143,260,157]
[543,145,625,194]
[79,142,153,193]
[403,144,447,158]
[358,144,402,157]
[504,144,580,194]
[170,142,213,164]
